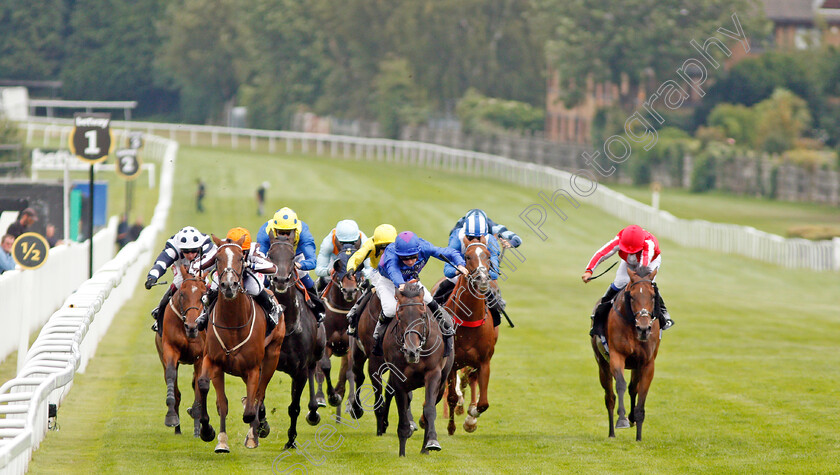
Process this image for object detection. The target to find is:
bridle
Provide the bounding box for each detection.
[615,278,656,328]
[168,276,204,323]
[268,239,296,292]
[216,243,246,292]
[464,241,491,293]
[394,301,429,358]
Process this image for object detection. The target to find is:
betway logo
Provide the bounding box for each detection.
[74,116,110,128]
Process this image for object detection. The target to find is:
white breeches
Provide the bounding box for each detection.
[210,269,265,296]
[613,255,661,289]
[372,272,433,318]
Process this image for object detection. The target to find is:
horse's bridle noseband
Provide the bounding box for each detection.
[618,278,656,327]
[395,301,429,355]
[169,276,204,322]
[268,240,297,291]
[217,243,246,289]
[464,241,491,291]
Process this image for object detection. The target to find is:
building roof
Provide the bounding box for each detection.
[762,0,816,23]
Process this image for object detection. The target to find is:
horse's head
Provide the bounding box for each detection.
[333,245,361,303]
[267,229,297,293]
[175,264,207,339]
[395,281,428,364]
[212,234,247,300]
[626,268,658,341]
[462,235,492,294]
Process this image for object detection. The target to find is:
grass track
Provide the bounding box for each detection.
[27,146,840,474]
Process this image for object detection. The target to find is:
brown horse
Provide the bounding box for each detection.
[196,235,285,452]
[315,245,360,421]
[267,230,327,449]
[154,265,206,436]
[592,267,661,441]
[436,236,497,435]
[380,282,453,456]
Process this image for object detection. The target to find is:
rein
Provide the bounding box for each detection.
[395,301,429,353]
[167,277,204,322]
[211,296,257,355]
[613,278,656,325]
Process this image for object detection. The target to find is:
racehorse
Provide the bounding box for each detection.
[196,235,285,452]
[315,245,360,422]
[592,267,661,441]
[379,282,453,456]
[154,264,206,436]
[268,230,327,449]
[435,236,497,435]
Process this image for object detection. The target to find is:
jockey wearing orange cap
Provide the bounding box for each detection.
[581,225,673,338]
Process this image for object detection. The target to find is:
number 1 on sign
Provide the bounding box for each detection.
[84,130,100,155]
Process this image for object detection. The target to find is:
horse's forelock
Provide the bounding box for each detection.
[400,282,424,298]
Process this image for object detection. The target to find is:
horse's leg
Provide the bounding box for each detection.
[190,358,203,438]
[407,391,417,432]
[348,346,366,419]
[596,355,616,438]
[446,370,458,435]
[256,348,279,439]
[611,355,630,430]
[628,369,639,427]
[321,350,339,408]
[369,357,388,436]
[212,369,230,453]
[394,385,411,457]
[465,368,478,419]
[455,369,468,415]
[197,357,216,443]
[314,355,327,408]
[333,354,349,420]
[421,370,443,454]
[173,362,182,434]
[633,362,656,442]
[285,373,305,449]
[305,367,322,426]
[162,346,180,429]
[243,366,261,449]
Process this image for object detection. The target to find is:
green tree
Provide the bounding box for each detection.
[156,0,245,123]
[0,0,67,80]
[707,103,757,146]
[374,58,429,138]
[754,88,812,153]
[542,0,765,114]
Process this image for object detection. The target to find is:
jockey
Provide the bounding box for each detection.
[195,227,282,335]
[345,223,397,336]
[314,219,370,290]
[144,226,216,334]
[256,207,325,320]
[449,208,522,249]
[582,224,674,338]
[372,231,468,358]
[433,212,506,326]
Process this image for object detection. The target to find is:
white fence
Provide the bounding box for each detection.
[0,126,177,473]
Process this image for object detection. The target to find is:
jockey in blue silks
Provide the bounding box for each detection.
[448,208,522,249]
[372,231,467,357]
[256,206,325,320]
[434,212,508,328]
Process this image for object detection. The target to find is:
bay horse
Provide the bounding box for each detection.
[196,235,285,453]
[379,282,453,456]
[592,267,661,441]
[315,245,360,422]
[268,230,326,449]
[154,264,206,436]
[435,236,497,435]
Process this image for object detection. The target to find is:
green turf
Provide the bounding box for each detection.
[26,146,840,474]
[609,184,840,237]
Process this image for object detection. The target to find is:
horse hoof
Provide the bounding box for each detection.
[328,393,342,407]
[467,405,479,418]
[245,429,258,449]
[348,405,363,420]
[258,420,271,438]
[616,417,630,429]
[284,439,296,450]
[165,413,180,427]
[464,415,478,433]
[215,433,229,453]
[315,395,327,408]
[174,425,181,435]
[306,412,321,426]
[200,425,216,443]
[410,421,418,432]
[447,421,456,436]
[455,405,464,416]
[424,439,442,451]
[418,416,426,429]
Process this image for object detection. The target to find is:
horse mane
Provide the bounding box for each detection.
[400,281,424,298]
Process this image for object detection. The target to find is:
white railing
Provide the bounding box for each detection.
[0,125,177,473]
[23,117,840,271]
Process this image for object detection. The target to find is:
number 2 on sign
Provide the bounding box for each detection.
[21,242,40,261]
[84,130,101,155]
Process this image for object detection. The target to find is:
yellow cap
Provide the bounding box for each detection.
[372,224,397,246]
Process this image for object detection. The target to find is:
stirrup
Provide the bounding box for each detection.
[347,325,356,337]
[662,318,674,331]
[151,307,159,319]
[151,321,158,332]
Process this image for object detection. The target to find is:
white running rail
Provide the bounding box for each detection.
[0,124,177,473]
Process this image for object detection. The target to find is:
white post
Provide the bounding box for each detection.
[833,237,840,271]
[64,154,70,241]
[16,271,32,372]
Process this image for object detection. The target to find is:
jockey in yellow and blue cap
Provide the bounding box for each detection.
[344,223,397,336]
[255,207,325,319]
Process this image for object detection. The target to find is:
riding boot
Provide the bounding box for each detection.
[653,283,674,331]
[255,289,281,336]
[432,279,456,306]
[305,284,326,322]
[372,311,391,357]
[428,300,455,357]
[487,288,506,328]
[590,285,620,337]
[347,286,372,336]
[150,285,175,335]
[195,288,218,332]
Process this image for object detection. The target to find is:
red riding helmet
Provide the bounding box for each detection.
[618,225,646,254]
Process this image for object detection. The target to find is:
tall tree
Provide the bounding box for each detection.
[0,0,67,80]
[156,0,245,123]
